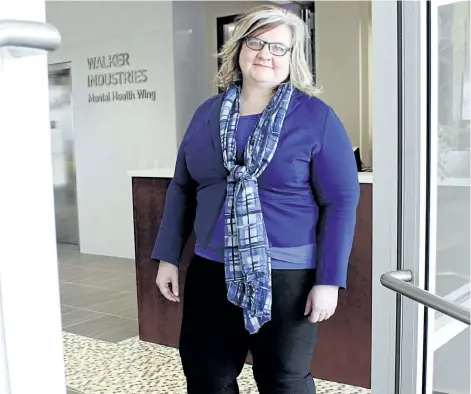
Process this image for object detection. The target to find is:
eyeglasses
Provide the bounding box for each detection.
[245,37,291,57]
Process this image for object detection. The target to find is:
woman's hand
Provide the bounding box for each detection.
[304,285,339,323]
[156,261,180,302]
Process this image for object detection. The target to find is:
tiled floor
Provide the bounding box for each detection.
[59,244,138,344]
[59,244,370,394]
[58,243,139,394]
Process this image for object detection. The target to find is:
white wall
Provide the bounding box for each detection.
[46,1,177,259]
[315,0,372,167]
[172,1,211,144]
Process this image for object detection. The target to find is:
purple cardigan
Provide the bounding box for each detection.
[152,91,360,288]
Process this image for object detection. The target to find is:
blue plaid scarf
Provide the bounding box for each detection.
[220,83,293,334]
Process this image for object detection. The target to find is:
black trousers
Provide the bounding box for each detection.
[179,255,319,394]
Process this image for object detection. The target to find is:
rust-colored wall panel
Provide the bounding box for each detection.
[310,184,372,388]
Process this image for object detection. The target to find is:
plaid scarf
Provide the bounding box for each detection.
[220,83,293,334]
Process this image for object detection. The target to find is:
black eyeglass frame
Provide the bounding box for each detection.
[244,37,291,57]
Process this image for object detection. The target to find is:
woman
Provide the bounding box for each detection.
[152,5,360,394]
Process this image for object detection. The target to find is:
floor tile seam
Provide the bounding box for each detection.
[59,263,136,275]
[62,315,110,329]
[61,303,138,321]
[60,280,136,294]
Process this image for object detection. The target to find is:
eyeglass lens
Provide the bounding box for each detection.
[246,37,289,56]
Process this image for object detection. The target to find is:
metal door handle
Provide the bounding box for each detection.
[0,20,60,51]
[380,270,470,325]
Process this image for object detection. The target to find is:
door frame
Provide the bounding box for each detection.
[372,1,470,393]
[371,1,428,393]
[0,3,66,393]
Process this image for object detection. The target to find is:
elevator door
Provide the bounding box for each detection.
[48,63,79,245]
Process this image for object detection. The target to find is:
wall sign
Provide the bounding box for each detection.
[86,52,156,103]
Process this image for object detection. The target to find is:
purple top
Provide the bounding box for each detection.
[152,91,360,288]
[194,113,315,270]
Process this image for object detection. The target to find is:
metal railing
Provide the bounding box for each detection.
[381,270,471,325]
[0,20,60,51]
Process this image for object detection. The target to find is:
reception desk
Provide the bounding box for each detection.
[130,169,373,389]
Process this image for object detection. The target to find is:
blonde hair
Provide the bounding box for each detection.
[216,5,322,96]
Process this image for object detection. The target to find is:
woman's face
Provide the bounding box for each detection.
[238,24,292,89]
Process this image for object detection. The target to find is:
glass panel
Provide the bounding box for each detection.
[429,1,470,393]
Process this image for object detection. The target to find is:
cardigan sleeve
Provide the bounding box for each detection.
[151,116,198,266]
[310,107,360,288]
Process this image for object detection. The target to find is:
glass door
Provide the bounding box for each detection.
[425,3,470,392]
[371,1,470,393]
